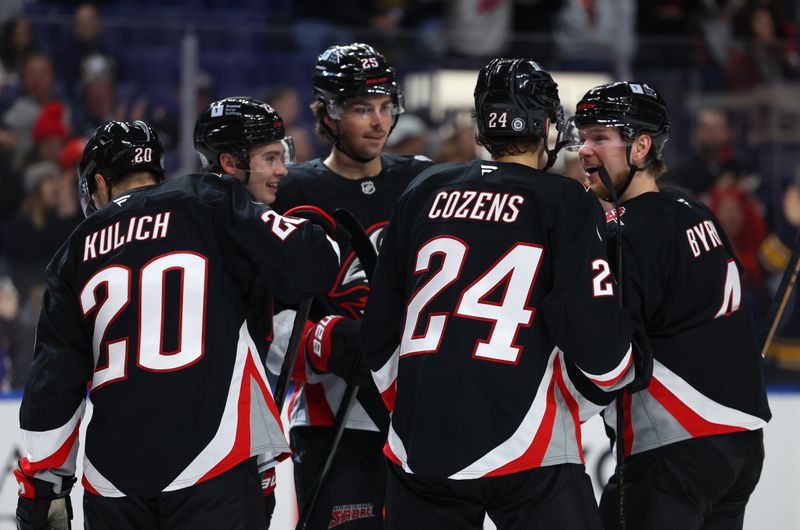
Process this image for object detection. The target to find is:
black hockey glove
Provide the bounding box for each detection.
[261,468,276,527]
[284,205,351,250]
[14,461,75,530]
[626,329,653,394]
[306,316,372,387]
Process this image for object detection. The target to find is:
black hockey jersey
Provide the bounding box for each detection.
[360,160,635,479]
[604,190,771,456]
[271,153,432,432]
[19,173,340,497]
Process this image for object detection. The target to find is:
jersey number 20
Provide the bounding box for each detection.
[80,251,207,391]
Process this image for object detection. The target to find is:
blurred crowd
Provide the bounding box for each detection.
[0,0,799,389]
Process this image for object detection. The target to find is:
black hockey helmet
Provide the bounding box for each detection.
[78,120,165,217]
[573,81,670,157]
[312,43,404,119]
[194,96,294,173]
[474,58,565,168]
[474,58,563,139]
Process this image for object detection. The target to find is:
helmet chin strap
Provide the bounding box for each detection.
[600,145,651,202]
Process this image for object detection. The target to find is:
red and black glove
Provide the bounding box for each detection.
[261,468,276,524]
[14,460,75,530]
[306,316,372,387]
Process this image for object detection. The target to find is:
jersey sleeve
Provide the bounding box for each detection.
[19,249,92,491]
[359,205,405,411]
[542,185,634,391]
[219,179,341,304]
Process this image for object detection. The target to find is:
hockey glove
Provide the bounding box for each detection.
[626,330,654,394]
[306,316,372,387]
[14,461,75,530]
[284,205,351,250]
[262,468,276,526]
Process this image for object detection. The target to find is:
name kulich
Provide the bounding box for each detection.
[83,212,171,262]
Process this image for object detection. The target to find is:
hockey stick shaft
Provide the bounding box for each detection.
[295,209,378,530]
[274,297,313,413]
[759,232,800,357]
[597,167,627,530]
[295,385,359,530]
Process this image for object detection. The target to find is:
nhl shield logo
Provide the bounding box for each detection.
[361,180,376,195]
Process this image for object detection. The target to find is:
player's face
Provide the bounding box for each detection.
[245,142,289,204]
[335,95,395,161]
[577,125,630,198]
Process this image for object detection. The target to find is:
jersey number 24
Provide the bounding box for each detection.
[400,236,613,365]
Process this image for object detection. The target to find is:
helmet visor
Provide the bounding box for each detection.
[325,95,404,120]
[280,136,296,166]
[561,117,630,153]
[78,164,97,218]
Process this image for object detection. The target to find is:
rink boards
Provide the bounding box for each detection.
[0,390,797,529]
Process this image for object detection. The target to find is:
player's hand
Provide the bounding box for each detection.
[14,461,75,530]
[626,330,653,393]
[262,468,276,526]
[284,205,351,249]
[306,316,372,387]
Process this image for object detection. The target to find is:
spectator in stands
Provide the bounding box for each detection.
[0,275,19,389]
[553,0,636,79]
[383,112,430,157]
[56,136,84,218]
[661,107,748,196]
[0,125,22,221]
[23,100,69,167]
[635,0,700,69]
[59,3,121,97]
[708,182,769,307]
[2,161,82,315]
[0,15,37,96]
[264,85,316,162]
[2,52,59,169]
[445,0,512,63]
[727,2,800,89]
[435,123,477,163]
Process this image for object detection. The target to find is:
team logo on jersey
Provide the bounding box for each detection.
[360,180,376,195]
[328,503,375,528]
[605,207,626,224]
[328,222,386,318]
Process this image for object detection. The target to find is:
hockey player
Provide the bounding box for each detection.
[269,43,432,529]
[359,58,638,530]
[570,82,771,530]
[194,96,294,207]
[14,120,341,529]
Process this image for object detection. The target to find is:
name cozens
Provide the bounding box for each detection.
[427,190,524,223]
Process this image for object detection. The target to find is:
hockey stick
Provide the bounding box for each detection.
[759,233,800,357]
[295,208,378,530]
[273,297,313,413]
[596,167,628,530]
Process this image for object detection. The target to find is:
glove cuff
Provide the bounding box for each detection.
[14,460,75,500]
[261,468,276,497]
[307,315,346,374]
